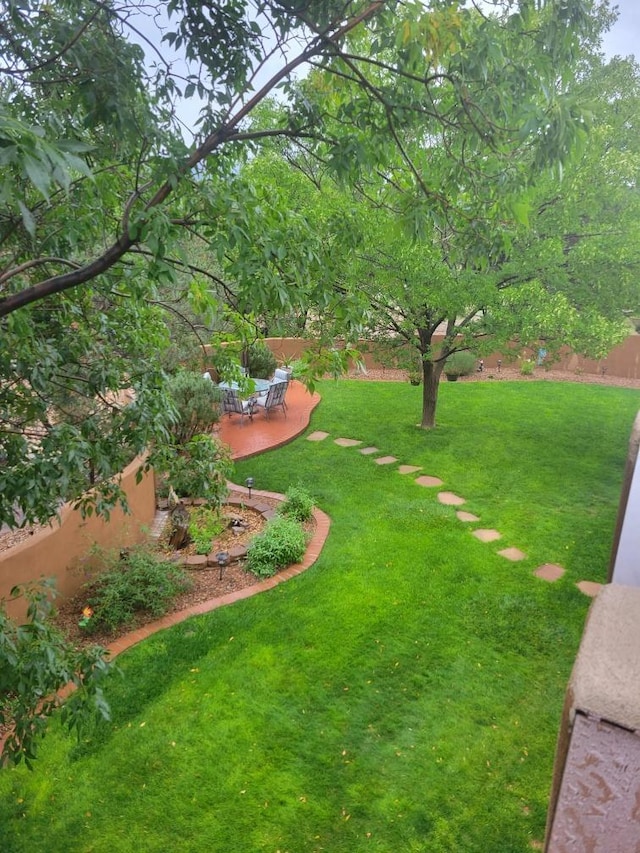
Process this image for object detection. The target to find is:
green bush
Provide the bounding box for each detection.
[520,359,535,376]
[444,350,476,379]
[84,548,192,633]
[278,484,314,523]
[188,505,225,555]
[166,371,222,445]
[0,580,112,768]
[246,341,277,379]
[246,516,307,578]
[155,433,232,508]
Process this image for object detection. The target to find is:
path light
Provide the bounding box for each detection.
[245,477,254,499]
[216,551,229,581]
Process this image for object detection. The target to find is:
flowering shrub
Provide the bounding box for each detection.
[78,606,94,630]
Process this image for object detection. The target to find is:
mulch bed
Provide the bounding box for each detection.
[53,497,315,648]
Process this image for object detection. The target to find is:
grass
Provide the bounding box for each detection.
[0,379,638,852]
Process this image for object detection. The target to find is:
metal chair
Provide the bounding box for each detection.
[254,379,288,418]
[221,388,252,422]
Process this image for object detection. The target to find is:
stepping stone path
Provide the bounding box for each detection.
[535,564,566,582]
[308,430,602,597]
[457,511,480,523]
[498,547,527,562]
[473,529,501,543]
[415,475,442,486]
[438,492,466,506]
[576,581,603,598]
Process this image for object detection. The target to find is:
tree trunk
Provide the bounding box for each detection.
[420,359,444,429]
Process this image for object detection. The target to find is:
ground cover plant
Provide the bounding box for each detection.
[0,380,638,852]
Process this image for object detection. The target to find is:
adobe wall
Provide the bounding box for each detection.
[545,585,640,851]
[0,456,156,622]
[214,335,640,380]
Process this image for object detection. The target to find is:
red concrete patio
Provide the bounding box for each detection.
[216,379,322,460]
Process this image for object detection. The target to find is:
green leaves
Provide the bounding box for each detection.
[0,581,112,769]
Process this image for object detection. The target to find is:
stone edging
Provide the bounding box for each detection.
[104,486,330,660]
[160,494,278,570]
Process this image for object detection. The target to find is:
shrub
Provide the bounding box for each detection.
[166,371,222,445]
[188,505,225,555]
[0,580,112,767]
[246,341,277,379]
[84,548,192,633]
[155,433,232,508]
[520,359,535,376]
[246,516,307,578]
[444,351,476,379]
[278,484,314,523]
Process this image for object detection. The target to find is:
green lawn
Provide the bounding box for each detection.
[1,379,638,852]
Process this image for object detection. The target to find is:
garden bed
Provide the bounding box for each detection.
[54,495,315,648]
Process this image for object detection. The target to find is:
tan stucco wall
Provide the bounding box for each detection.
[207,335,640,381]
[0,455,156,622]
[545,584,640,850]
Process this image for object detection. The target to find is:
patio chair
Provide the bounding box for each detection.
[273,368,291,383]
[254,379,288,418]
[221,388,252,422]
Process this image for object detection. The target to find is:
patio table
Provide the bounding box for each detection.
[218,378,271,396]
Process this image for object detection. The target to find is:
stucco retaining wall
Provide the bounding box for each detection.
[0,455,156,622]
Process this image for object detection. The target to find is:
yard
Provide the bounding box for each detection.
[0,379,638,852]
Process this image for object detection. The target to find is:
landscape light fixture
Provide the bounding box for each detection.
[216,551,230,580]
[245,477,254,499]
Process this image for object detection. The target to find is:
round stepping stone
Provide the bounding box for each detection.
[473,528,501,543]
[415,475,443,487]
[334,438,362,447]
[360,446,379,455]
[438,491,466,506]
[457,511,480,523]
[534,563,565,582]
[398,465,422,475]
[498,547,527,561]
[307,431,329,441]
[374,455,398,465]
[576,580,603,598]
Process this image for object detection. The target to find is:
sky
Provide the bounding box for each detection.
[130,1,640,139]
[601,0,640,59]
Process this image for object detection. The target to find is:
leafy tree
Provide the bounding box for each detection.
[247,11,640,427]
[0,2,599,514]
